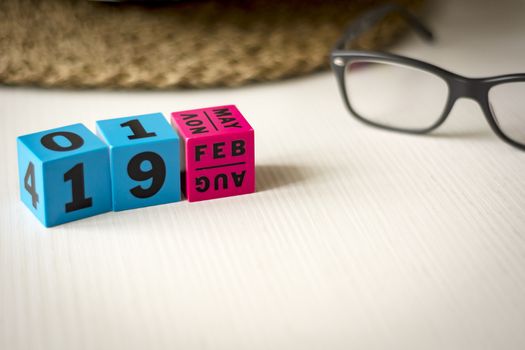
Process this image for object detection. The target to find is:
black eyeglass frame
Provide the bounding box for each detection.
[331,4,525,150]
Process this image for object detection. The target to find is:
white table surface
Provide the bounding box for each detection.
[2,0,525,349]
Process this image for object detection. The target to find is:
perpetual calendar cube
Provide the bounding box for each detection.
[17,123,112,227]
[96,113,181,211]
[171,105,255,202]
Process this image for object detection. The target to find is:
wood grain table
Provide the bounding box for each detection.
[1,0,525,349]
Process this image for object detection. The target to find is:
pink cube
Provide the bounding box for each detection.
[171,105,255,202]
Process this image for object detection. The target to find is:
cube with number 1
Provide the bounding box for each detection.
[17,123,112,227]
[96,113,181,211]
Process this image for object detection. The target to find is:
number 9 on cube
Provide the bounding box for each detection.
[17,123,112,227]
[96,113,181,211]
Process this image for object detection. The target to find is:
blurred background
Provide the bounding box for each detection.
[0,0,423,89]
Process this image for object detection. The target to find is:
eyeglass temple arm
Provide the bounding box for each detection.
[333,4,434,51]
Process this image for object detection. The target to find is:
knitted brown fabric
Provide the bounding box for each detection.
[0,0,423,89]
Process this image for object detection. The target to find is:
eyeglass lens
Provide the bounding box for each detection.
[344,60,449,131]
[488,82,525,145]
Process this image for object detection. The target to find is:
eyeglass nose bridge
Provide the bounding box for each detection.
[448,75,486,102]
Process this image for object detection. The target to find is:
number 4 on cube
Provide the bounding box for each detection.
[17,124,112,227]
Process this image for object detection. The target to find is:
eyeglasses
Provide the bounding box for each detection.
[331,4,525,150]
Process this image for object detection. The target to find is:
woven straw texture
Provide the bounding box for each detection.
[0,0,422,89]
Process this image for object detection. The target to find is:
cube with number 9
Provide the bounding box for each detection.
[17,123,112,227]
[96,113,181,211]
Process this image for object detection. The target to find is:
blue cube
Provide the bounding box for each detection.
[17,123,112,227]
[96,113,181,211]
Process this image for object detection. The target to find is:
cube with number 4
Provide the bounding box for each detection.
[96,113,181,211]
[17,123,112,227]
